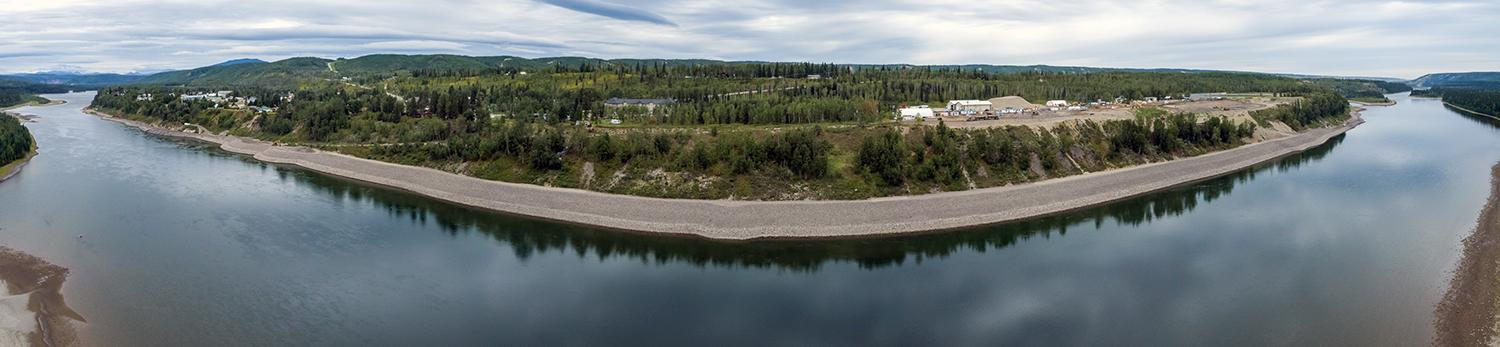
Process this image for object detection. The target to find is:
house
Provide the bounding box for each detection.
[806,74,822,80]
[897,105,935,120]
[135,94,154,101]
[946,100,993,115]
[604,98,676,115]
[1045,100,1069,108]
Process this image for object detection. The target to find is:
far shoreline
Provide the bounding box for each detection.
[78,97,1362,241]
[0,100,51,183]
[1444,102,1500,121]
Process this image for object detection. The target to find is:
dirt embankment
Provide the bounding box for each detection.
[1435,163,1500,347]
[0,247,83,347]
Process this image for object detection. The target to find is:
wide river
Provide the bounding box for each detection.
[2,92,1499,346]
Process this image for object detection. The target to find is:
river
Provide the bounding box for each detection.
[1,92,1498,346]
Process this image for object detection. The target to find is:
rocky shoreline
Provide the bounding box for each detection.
[1435,163,1500,346]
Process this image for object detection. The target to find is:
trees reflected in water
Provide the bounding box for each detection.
[264,135,1344,272]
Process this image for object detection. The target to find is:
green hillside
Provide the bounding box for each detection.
[127,54,1316,88]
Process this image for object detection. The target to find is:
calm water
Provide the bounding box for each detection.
[2,92,1499,346]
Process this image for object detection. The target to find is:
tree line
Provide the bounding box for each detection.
[1248,92,1349,130]
[1423,88,1500,116]
[856,113,1257,189]
[0,115,33,166]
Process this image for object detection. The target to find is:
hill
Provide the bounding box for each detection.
[128,54,1356,88]
[1410,72,1500,89]
[211,58,267,67]
[3,54,1421,90]
[135,57,333,88]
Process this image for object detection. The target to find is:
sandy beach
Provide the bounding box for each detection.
[0,247,82,347]
[1435,163,1500,346]
[85,106,1362,240]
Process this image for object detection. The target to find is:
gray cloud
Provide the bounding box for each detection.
[537,0,678,26]
[0,0,1495,78]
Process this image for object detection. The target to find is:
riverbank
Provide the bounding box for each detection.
[1351,99,1397,107]
[0,247,82,347]
[1445,102,1500,121]
[0,99,64,112]
[85,106,1362,240]
[0,142,36,183]
[1436,163,1500,346]
[0,109,44,183]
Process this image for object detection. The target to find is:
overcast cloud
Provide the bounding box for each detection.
[0,0,1495,78]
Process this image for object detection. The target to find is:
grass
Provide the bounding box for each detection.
[1351,96,1393,104]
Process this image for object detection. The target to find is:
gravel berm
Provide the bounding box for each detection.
[87,108,1363,240]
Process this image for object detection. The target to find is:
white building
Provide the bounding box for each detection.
[897,105,935,120]
[1188,92,1228,101]
[946,100,993,115]
[1045,100,1070,107]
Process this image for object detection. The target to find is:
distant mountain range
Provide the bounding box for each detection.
[2,54,1491,90]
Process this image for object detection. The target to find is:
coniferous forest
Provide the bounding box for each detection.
[0,115,34,168]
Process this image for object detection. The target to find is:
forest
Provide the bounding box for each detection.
[1307,78,1412,103]
[90,66,1352,199]
[0,115,33,168]
[1429,88,1500,116]
[95,68,1326,141]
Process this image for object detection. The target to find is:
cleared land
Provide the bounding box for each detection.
[88,104,1361,240]
[1435,163,1500,347]
[932,97,1293,130]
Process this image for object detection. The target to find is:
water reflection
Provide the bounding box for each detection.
[247,135,1345,271]
[1448,105,1500,129]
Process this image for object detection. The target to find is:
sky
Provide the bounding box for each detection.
[0,0,1495,79]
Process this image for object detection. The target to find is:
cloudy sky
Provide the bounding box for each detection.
[0,0,1495,79]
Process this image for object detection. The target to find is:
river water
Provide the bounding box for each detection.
[1,92,1498,346]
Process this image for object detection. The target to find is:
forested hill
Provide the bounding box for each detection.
[6,54,1415,89]
[1420,89,1500,118]
[104,54,1323,88]
[0,79,69,108]
[1307,78,1412,102]
[1,72,148,87]
[1410,72,1500,89]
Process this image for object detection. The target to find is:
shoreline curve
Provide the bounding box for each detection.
[83,105,1362,241]
[1435,163,1500,346]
